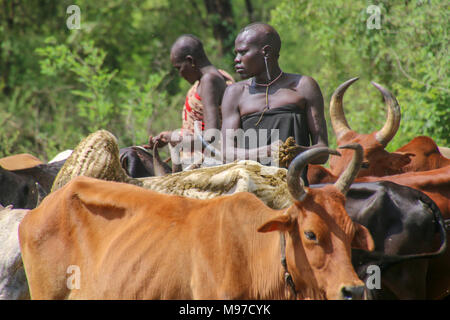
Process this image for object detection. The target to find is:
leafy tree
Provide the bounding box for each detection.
[270,0,449,149]
[0,0,447,161]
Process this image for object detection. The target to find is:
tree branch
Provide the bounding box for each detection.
[390,49,449,93]
[191,0,210,29]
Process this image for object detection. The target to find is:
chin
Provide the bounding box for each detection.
[237,72,251,80]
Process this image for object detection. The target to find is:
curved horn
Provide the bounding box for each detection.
[287,147,341,201]
[330,77,359,140]
[334,143,363,195]
[35,182,46,207]
[372,82,401,147]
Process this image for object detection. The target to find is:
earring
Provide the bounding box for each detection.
[264,56,271,81]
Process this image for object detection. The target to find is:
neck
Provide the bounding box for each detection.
[254,64,282,85]
[198,60,214,76]
[248,230,290,299]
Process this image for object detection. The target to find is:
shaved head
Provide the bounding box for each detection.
[170,34,208,63]
[238,23,281,57]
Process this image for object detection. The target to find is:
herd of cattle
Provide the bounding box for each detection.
[1,79,449,300]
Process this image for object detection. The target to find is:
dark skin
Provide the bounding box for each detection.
[148,38,227,149]
[221,25,329,164]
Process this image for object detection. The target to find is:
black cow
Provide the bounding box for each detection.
[1,144,173,209]
[313,181,446,299]
[119,146,171,177]
[0,160,65,209]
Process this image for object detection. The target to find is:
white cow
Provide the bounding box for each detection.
[0,205,30,299]
[48,149,73,163]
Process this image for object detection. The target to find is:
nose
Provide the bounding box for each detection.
[234,54,241,64]
[340,285,365,300]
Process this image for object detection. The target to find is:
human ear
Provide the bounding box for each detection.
[186,55,195,67]
[262,45,272,58]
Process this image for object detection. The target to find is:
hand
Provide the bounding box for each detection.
[148,131,185,149]
[144,135,156,149]
[144,131,171,149]
[278,137,308,168]
[155,131,172,148]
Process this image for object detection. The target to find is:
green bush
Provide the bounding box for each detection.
[270,0,449,150]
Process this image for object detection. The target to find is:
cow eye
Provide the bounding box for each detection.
[304,231,317,241]
[361,161,370,169]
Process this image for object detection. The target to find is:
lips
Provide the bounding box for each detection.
[235,66,245,73]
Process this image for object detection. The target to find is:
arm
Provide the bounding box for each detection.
[198,72,226,132]
[297,76,329,164]
[150,73,227,150]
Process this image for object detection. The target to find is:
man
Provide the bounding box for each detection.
[121,35,234,177]
[149,35,234,157]
[220,23,329,178]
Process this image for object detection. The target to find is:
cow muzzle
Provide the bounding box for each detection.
[339,285,365,300]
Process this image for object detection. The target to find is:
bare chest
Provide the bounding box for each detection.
[239,86,306,116]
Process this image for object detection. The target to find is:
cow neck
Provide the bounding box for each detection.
[280,232,298,299]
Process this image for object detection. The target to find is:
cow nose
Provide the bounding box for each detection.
[340,285,365,300]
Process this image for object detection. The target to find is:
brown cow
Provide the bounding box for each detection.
[310,155,450,219]
[357,166,450,218]
[328,78,450,177]
[395,136,450,172]
[19,147,374,300]
[308,149,450,300]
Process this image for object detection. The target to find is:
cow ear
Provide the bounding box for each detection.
[351,223,375,251]
[257,214,292,233]
[390,153,413,168]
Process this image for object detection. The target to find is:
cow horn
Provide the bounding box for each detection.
[287,147,341,201]
[330,77,359,140]
[334,143,363,195]
[372,82,401,147]
[35,182,46,207]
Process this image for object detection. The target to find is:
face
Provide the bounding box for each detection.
[234,31,265,79]
[293,187,374,300]
[258,185,374,300]
[170,53,198,84]
[329,133,412,177]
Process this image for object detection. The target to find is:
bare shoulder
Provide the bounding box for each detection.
[201,71,227,85]
[223,80,248,100]
[297,75,322,95]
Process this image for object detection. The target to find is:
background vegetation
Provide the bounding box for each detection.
[0,0,448,161]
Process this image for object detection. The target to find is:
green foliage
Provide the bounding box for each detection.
[0,0,447,162]
[119,73,169,146]
[270,0,449,149]
[37,39,118,131]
